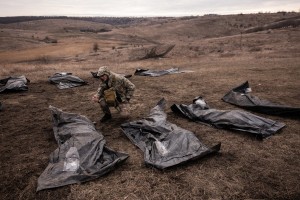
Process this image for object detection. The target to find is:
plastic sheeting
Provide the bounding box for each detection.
[134,68,181,77]
[37,106,129,191]
[49,72,87,89]
[171,97,285,139]
[0,75,29,93]
[121,98,221,169]
[222,81,300,117]
[91,71,132,79]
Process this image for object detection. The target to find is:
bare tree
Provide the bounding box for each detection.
[139,44,175,60]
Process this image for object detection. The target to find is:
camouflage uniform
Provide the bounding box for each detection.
[95,66,135,118]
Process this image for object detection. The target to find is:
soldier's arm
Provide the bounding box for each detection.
[123,78,135,100]
[96,83,108,98]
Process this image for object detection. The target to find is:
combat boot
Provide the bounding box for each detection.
[100,113,112,122]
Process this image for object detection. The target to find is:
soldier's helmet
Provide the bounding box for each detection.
[97,66,111,77]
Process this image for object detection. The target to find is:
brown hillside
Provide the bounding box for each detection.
[0,12,300,200]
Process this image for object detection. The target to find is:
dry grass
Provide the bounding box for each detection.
[0,13,300,200]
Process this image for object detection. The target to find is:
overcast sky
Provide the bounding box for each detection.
[0,0,299,17]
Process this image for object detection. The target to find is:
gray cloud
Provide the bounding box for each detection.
[0,0,299,17]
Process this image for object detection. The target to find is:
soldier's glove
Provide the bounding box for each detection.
[92,95,99,103]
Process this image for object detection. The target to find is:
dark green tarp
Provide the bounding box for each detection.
[134,68,180,77]
[171,96,285,139]
[49,72,87,89]
[37,106,128,191]
[0,75,29,93]
[121,98,221,169]
[222,81,300,117]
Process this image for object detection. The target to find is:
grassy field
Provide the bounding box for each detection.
[0,13,299,200]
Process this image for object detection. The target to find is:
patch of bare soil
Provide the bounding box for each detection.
[0,13,300,200]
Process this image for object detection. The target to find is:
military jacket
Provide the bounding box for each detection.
[97,72,135,102]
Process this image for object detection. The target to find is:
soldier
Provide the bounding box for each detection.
[92,66,135,122]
